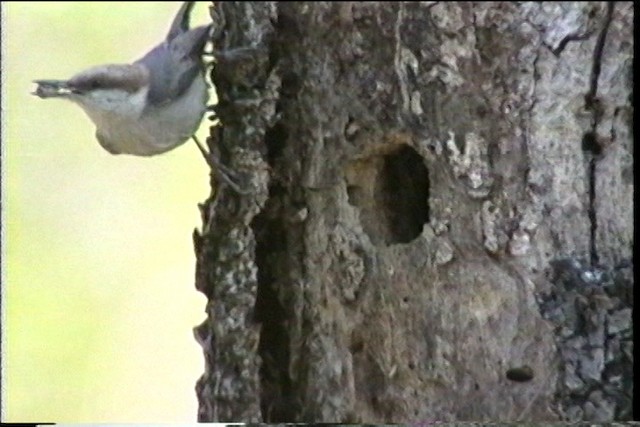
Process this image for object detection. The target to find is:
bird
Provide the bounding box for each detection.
[33,2,216,161]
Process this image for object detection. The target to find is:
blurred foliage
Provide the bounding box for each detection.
[2,2,212,422]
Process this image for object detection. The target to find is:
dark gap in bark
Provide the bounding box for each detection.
[380,145,430,244]
[252,184,297,422]
[586,154,598,266]
[264,122,288,166]
[582,131,602,156]
[506,366,534,382]
[582,2,614,267]
[346,144,430,246]
[586,3,615,105]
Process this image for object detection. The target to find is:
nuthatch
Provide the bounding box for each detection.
[33,2,216,161]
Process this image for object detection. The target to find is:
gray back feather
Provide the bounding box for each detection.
[135,2,210,107]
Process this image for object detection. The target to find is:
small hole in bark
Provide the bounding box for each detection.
[506,366,534,382]
[582,131,602,156]
[350,338,364,354]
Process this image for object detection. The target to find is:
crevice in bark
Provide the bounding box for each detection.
[253,104,297,422]
[265,121,288,166]
[346,144,429,246]
[582,2,614,267]
[582,130,600,267]
[585,3,614,106]
[252,188,297,422]
[543,31,594,58]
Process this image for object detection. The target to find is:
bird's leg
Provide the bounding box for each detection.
[192,135,249,194]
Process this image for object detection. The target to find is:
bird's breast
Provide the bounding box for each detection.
[89,75,208,156]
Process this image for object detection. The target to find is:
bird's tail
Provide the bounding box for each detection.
[167,1,196,41]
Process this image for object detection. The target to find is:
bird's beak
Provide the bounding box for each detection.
[32,80,74,98]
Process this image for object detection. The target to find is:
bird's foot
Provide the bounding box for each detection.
[192,136,250,194]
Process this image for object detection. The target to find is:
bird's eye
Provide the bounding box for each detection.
[90,80,102,89]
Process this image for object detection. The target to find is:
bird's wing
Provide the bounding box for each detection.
[136,24,210,107]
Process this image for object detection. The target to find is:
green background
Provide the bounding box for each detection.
[2,2,213,422]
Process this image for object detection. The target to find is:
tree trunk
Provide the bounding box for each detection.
[193,2,633,422]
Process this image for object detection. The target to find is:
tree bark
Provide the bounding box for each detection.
[194,2,633,422]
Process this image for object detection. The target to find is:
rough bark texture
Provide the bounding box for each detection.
[193,2,633,423]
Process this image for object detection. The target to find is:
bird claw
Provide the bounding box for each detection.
[192,136,251,194]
